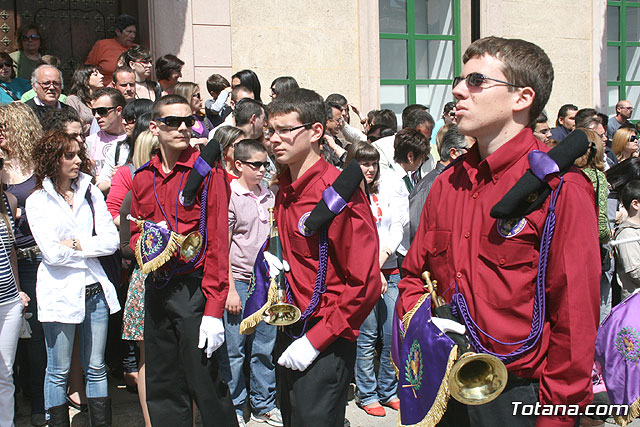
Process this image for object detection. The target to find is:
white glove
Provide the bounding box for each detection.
[432,317,466,335]
[263,252,290,279]
[277,334,320,371]
[198,316,224,358]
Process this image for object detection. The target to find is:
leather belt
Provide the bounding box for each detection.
[85,283,102,298]
[16,245,41,261]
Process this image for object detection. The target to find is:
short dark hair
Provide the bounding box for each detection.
[124,45,151,64]
[393,128,430,164]
[367,124,395,142]
[270,76,299,97]
[620,180,640,211]
[206,74,230,94]
[91,87,126,108]
[115,14,137,32]
[372,109,397,131]
[606,157,640,193]
[232,69,262,102]
[344,141,380,194]
[231,85,254,103]
[112,65,135,84]
[325,93,348,107]
[463,36,554,126]
[40,109,82,133]
[122,98,153,123]
[556,104,578,125]
[155,54,184,81]
[152,94,189,120]
[402,104,428,128]
[443,101,457,115]
[325,101,342,119]
[403,110,435,130]
[267,88,326,129]
[440,125,468,161]
[234,98,265,127]
[233,139,267,162]
[574,108,601,130]
[529,112,548,130]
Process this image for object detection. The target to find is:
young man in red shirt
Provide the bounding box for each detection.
[266,88,381,427]
[130,95,237,427]
[398,37,600,427]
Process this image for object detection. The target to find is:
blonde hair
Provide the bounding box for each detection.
[173,82,199,103]
[574,128,605,171]
[0,103,43,171]
[612,127,638,162]
[132,130,158,169]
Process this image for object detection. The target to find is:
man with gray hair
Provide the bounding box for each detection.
[24,64,73,122]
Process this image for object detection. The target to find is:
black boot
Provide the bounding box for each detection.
[47,403,70,427]
[87,397,112,427]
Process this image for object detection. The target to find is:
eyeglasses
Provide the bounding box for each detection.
[192,93,201,99]
[263,122,312,138]
[620,106,634,110]
[630,135,638,142]
[329,117,344,124]
[0,62,11,68]
[241,160,271,170]
[156,115,196,128]
[123,117,136,125]
[37,81,62,89]
[22,34,40,41]
[135,60,152,66]
[453,72,523,89]
[91,106,117,117]
[63,151,79,161]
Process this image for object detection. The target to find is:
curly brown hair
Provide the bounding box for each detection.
[33,131,92,195]
[0,103,42,171]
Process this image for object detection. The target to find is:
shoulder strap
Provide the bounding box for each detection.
[0,82,18,101]
[84,187,97,236]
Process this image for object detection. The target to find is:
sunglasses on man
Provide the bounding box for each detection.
[91,106,117,117]
[156,116,196,128]
[240,160,271,170]
[453,72,523,89]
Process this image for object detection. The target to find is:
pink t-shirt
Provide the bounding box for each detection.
[106,164,134,219]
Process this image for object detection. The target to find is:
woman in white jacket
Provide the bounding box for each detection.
[26,131,120,427]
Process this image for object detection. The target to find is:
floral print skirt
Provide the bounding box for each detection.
[122,266,146,341]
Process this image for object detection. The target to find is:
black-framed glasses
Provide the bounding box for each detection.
[156,115,196,128]
[0,62,11,68]
[22,34,40,41]
[123,117,136,125]
[241,160,271,170]
[92,106,117,117]
[37,80,61,89]
[192,93,201,99]
[453,72,523,89]
[264,122,312,138]
[135,60,152,66]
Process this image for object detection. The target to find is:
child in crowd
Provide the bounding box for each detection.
[221,139,281,427]
[613,180,640,299]
[205,73,233,128]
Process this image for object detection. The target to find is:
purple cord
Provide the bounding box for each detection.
[286,227,329,338]
[452,178,564,364]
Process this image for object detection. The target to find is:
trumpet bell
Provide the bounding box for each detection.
[263,303,302,326]
[448,352,508,406]
[179,231,203,261]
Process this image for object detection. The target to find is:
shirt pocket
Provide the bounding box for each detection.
[425,229,453,287]
[476,235,538,308]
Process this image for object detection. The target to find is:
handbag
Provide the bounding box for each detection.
[84,187,122,288]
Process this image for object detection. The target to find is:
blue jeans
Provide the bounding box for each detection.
[219,279,277,416]
[355,273,399,406]
[42,291,110,409]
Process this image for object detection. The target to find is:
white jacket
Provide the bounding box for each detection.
[26,173,121,323]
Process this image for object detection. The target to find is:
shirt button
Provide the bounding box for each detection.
[493,174,499,181]
[464,232,470,238]
[499,258,506,265]
[432,247,437,252]
[472,192,479,199]
[456,272,462,279]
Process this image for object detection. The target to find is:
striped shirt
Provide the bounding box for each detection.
[0,194,17,305]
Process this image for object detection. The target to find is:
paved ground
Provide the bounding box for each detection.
[14,381,640,426]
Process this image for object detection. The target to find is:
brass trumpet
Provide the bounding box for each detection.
[263,208,301,326]
[422,272,508,405]
[176,231,203,262]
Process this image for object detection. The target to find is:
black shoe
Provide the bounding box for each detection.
[48,403,70,427]
[30,413,47,426]
[87,397,112,427]
[66,394,88,412]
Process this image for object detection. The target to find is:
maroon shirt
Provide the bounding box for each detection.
[275,158,381,351]
[399,129,600,427]
[130,146,231,317]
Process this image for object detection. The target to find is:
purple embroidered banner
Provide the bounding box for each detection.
[243,239,270,319]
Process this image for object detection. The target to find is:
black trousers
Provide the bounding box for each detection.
[144,272,237,427]
[275,331,355,427]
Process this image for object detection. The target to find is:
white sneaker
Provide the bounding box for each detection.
[237,413,246,427]
[251,407,284,426]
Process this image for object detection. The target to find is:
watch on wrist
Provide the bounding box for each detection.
[72,239,77,250]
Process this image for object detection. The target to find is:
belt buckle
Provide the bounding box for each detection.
[152,270,171,283]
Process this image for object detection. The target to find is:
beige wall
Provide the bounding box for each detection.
[480,0,606,122]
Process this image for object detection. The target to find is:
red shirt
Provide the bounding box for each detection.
[85,38,130,84]
[275,158,381,351]
[399,129,600,427]
[130,146,231,317]
[106,165,133,219]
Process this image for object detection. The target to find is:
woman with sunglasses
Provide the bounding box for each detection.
[0,52,31,105]
[10,23,43,80]
[124,46,161,102]
[173,82,211,148]
[26,131,120,426]
[66,65,105,135]
[345,141,402,417]
[612,127,639,163]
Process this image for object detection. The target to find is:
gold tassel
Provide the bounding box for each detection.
[239,278,279,335]
[613,395,640,426]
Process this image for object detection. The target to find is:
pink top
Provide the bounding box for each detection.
[106,165,133,219]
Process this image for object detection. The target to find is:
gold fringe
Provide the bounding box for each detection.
[397,345,458,427]
[613,395,640,426]
[135,229,184,274]
[239,278,279,335]
[402,293,430,332]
